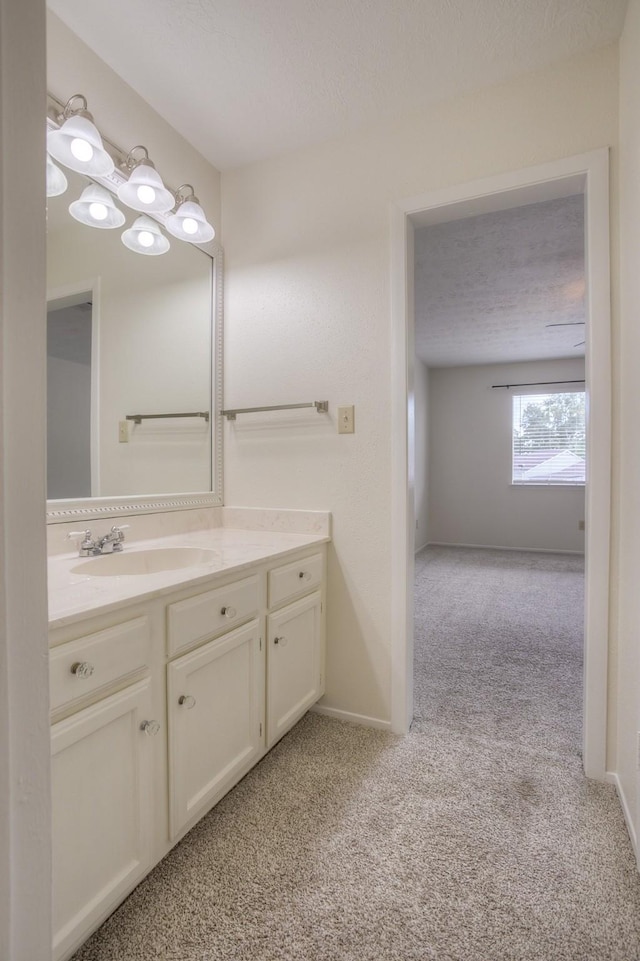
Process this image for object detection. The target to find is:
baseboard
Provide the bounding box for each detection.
[425,540,585,556]
[606,771,638,858]
[414,539,430,554]
[310,704,392,731]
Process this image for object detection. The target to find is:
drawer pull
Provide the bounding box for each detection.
[140,720,161,737]
[298,570,312,581]
[273,636,288,646]
[220,606,237,618]
[178,695,196,710]
[70,661,95,679]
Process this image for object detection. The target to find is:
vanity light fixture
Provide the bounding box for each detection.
[47,91,217,254]
[46,154,68,197]
[117,146,175,214]
[121,215,170,256]
[69,184,126,229]
[165,184,215,243]
[47,94,115,176]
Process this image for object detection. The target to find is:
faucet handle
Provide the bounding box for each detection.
[67,530,92,543]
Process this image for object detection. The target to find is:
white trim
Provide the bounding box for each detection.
[46,492,221,523]
[606,772,638,858]
[311,704,392,731]
[390,150,611,779]
[425,541,585,556]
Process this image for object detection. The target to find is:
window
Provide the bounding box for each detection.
[512,391,585,486]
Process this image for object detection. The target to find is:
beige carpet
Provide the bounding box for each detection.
[73,547,640,961]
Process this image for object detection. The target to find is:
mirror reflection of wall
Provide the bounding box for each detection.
[46,168,213,500]
[47,297,93,499]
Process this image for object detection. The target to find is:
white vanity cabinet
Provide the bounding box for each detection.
[49,615,159,961]
[49,540,326,961]
[167,619,264,838]
[266,552,325,748]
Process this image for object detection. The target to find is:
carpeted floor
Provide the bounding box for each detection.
[72,546,640,961]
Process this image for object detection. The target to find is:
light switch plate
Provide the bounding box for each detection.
[338,405,354,434]
[119,420,129,443]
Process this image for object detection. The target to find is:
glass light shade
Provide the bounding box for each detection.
[46,155,68,197]
[69,184,125,229]
[47,115,114,176]
[121,215,170,255]
[117,164,175,214]
[166,199,215,243]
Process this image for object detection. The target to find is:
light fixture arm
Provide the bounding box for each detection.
[175,184,199,205]
[59,93,92,123]
[122,145,155,172]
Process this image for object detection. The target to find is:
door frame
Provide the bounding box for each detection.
[389,150,611,781]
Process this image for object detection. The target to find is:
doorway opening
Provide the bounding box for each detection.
[390,151,611,781]
[47,282,101,499]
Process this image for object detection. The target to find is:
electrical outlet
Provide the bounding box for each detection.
[119,420,129,443]
[338,405,355,434]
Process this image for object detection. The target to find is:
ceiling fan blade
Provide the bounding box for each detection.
[545,322,586,328]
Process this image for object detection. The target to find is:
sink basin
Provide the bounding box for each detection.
[71,547,220,577]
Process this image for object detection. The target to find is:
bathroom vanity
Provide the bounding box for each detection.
[48,522,328,961]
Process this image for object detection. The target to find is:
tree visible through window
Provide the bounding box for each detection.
[512,391,585,485]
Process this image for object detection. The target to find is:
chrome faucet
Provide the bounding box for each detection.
[68,525,129,556]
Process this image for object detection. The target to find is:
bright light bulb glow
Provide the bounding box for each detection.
[88,202,108,221]
[138,230,154,248]
[182,217,199,235]
[136,184,156,205]
[70,137,94,162]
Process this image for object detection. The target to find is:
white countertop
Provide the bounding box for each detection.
[48,528,329,630]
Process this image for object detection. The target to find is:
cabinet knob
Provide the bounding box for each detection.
[273,636,287,646]
[298,570,312,580]
[70,661,95,679]
[220,605,237,618]
[140,720,161,736]
[178,694,196,710]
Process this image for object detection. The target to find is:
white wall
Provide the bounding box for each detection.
[222,44,618,725]
[414,358,429,551]
[428,360,586,553]
[615,0,640,851]
[0,0,50,957]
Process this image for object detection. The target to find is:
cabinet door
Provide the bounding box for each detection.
[167,619,264,839]
[267,591,322,748]
[51,678,156,961]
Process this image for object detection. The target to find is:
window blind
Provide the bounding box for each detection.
[512,391,585,486]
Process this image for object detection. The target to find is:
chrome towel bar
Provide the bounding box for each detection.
[221,401,328,421]
[126,411,210,424]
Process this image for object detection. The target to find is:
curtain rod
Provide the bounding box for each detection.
[491,379,585,390]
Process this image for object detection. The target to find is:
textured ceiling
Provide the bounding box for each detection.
[414,195,585,367]
[46,0,628,170]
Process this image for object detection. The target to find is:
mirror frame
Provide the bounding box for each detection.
[46,244,224,524]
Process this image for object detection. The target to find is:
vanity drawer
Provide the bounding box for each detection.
[268,553,323,609]
[49,616,151,714]
[167,574,260,657]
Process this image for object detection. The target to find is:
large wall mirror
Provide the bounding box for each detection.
[46,166,223,523]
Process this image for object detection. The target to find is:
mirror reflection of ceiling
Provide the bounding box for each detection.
[45,0,627,170]
[414,195,586,368]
